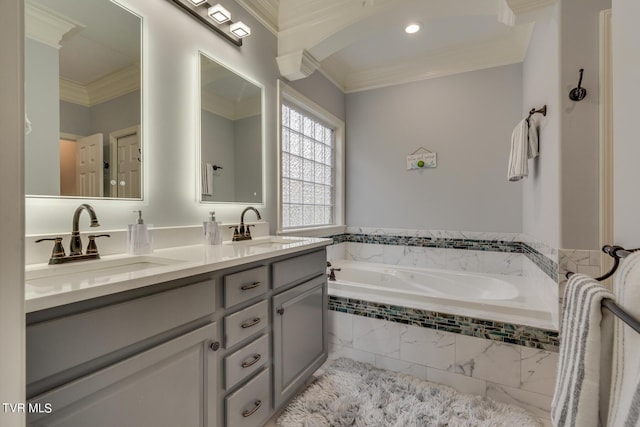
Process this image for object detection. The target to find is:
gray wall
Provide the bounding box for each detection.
[285,71,346,121]
[613,0,640,247]
[522,5,561,248]
[60,101,91,137]
[25,38,60,196]
[234,115,262,202]
[345,64,523,232]
[559,0,611,249]
[201,110,236,202]
[0,0,25,424]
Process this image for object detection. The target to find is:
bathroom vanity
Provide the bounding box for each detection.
[24,237,330,427]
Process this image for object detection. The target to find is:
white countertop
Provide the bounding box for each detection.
[25,236,331,313]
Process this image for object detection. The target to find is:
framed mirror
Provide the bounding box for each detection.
[25,0,142,199]
[199,52,263,204]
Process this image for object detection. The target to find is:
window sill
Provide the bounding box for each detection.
[277,225,346,238]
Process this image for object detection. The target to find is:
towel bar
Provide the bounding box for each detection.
[566,244,640,334]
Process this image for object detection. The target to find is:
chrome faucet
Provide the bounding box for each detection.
[36,204,110,264]
[231,207,262,241]
[70,204,101,255]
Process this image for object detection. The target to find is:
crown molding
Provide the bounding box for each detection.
[25,0,84,49]
[277,50,321,81]
[60,63,140,107]
[498,0,556,25]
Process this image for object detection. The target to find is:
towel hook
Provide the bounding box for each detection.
[569,69,587,101]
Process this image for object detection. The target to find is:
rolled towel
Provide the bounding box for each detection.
[607,251,640,427]
[551,274,614,427]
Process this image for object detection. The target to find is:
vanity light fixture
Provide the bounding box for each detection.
[208,4,231,24]
[405,22,421,34]
[168,0,249,46]
[229,21,251,38]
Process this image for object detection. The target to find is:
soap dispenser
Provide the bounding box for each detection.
[204,211,222,245]
[127,210,153,255]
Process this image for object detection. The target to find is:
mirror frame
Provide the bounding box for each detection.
[25,0,145,201]
[197,50,266,205]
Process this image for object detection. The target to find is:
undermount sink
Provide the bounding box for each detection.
[25,255,185,286]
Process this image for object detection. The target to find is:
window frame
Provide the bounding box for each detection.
[277,80,345,236]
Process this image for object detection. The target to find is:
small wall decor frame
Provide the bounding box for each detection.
[407,147,437,170]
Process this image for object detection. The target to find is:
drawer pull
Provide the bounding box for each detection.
[241,317,261,329]
[241,353,262,368]
[242,400,262,418]
[210,341,220,351]
[240,281,262,291]
[276,308,284,315]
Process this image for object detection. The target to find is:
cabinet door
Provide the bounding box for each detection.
[272,275,327,408]
[27,322,220,427]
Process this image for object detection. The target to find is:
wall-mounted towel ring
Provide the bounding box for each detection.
[569,69,587,101]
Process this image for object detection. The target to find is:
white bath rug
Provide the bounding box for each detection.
[278,358,543,427]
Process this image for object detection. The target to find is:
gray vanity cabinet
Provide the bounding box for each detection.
[272,274,328,408]
[27,322,219,427]
[25,246,329,427]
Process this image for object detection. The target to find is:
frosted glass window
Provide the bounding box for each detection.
[281,103,334,229]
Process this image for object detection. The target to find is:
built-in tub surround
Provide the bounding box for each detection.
[328,311,557,423]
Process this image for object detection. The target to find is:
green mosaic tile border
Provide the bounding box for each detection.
[329,295,559,352]
[329,233,558,281]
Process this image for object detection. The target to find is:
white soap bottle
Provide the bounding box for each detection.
[204,211,222,245]
[127,210,153,255]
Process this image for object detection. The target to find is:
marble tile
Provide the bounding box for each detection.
[328,310,353,347]
[486,382,552,420]
[328,342,376,365]
[345,242,383,263]
[352,315,401,358]
[374,355,428,380]
[453,334,521,388]
[482,251,524,276]
[577,264,602,277]
[399,324,455,370]
[446,249,481,272]
[426,367,487,396]
[520,348,559,396]
[382,245,406,265]
[424,248,449,269]
[326,242,345,263]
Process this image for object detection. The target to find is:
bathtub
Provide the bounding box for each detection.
[327,260,557,330]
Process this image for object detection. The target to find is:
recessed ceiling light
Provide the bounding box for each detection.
[405,23,421,34]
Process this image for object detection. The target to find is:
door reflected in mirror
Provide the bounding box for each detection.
[199,52,263,204]
[25,0,142,199]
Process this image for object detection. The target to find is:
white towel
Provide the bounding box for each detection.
[201,162,214,196]
[507,117,539,181]
[551,274,614,427]
[607,251,640,427]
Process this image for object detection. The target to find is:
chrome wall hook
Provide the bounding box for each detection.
[569,69,587,101]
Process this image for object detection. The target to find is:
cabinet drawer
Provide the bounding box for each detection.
[225,368,270,427]
[224,334,269,389]
[272,249,326,290]
[224,300,268,348]
[224,266,268,308]
[27,278,216,387]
